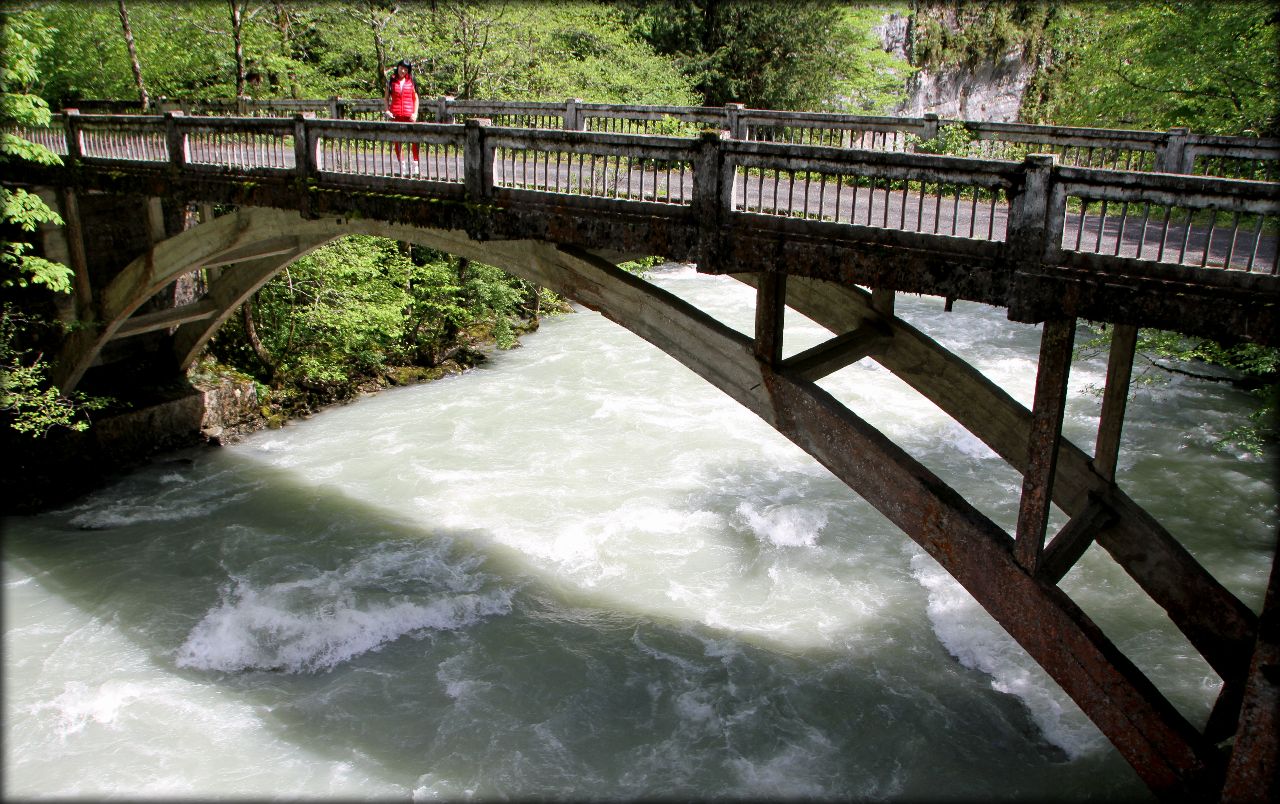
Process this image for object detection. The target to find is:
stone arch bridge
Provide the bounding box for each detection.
[6,98,1279,801]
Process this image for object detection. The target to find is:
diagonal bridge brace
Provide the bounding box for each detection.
[732,273,1259,694]
[503,243,1221,797]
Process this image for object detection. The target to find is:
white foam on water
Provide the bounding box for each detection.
[175,547,513,674]
[908,549,1108,759]
[727,727,841,799]
[37,680,149,738]
[734,500,827,547]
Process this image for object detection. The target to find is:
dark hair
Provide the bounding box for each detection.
[395,59,413,72]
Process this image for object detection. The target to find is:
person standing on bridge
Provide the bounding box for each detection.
[383,59,420,175]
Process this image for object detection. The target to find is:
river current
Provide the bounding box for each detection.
[3,265,1275,800]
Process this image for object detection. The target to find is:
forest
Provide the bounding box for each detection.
[2,0,1277,450]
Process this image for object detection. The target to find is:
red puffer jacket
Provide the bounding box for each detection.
[387,76,418,119]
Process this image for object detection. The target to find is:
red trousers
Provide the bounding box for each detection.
[391,113,419,160]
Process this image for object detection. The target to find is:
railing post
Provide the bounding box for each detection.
[1007,153,1056,266]
[724,103,746,140]
[164,111,186,173]
[922,112,940,143]
[464,117,494,240]
[437,96,455,124]
[564,98,584,131]
[293,113,316,219]
[328,96,340,119]
[62,109,82,165]
[693,129,732,272]
[1156,127,1192,175]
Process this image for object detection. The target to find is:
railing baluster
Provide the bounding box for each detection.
[1095,199,1108,252]
[1137,202,1152,260]
[1115,202,1129,256]
[1201,210,1217,268]
[1156,206,1172,262]
[1178,209,1194,263]
[1246,213,1264,272]
[899,179,909,231]
[988,191,997,241]
[1225,212,1241,269]
[915,180,925,232]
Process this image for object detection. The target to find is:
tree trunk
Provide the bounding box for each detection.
[228,0,248,99]
[273,1,301,99]
[241,295,275,381]
[117,0,149,109]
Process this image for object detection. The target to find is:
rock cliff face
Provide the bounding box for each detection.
[876,12,1035,123]
[197,377,264,444]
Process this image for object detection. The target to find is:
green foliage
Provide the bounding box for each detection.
[2,188,70,292]
[625,0,911,112]
[908,0,1059,70]
[209,236,539,406]
[33,0,699,105]
[1078,327,1278,455]
[0,306,109,437]
[618,255,668,277]
[0,8,110,437]
[1022,1,1278,136]
[907,122,974,155]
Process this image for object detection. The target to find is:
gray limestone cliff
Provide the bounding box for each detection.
[876,12,1036,123]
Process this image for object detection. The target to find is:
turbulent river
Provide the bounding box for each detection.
[3,265,1275,800]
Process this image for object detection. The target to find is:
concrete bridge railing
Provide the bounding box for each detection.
[12,111,1279,295]
[59,95,1280,182]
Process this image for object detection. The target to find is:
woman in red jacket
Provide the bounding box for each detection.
[383,59,420,170]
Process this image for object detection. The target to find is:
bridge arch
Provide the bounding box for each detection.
[51,204,1250,797]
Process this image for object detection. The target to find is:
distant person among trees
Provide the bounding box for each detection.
[383,59,420,173]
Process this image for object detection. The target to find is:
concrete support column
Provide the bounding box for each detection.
[293,113,315,219]
[870,288,894,318]
[1015,317,1077,573]
[693,130,731,272]
[164,111,187,174]
[58,188,92,320]
[1093,323,1138,482]
[464,118,495,240]
[754,271,786,366]
[328,96,341,119]
[145,197,167,244]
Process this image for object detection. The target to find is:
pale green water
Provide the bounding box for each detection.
[4,265,1275,800]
